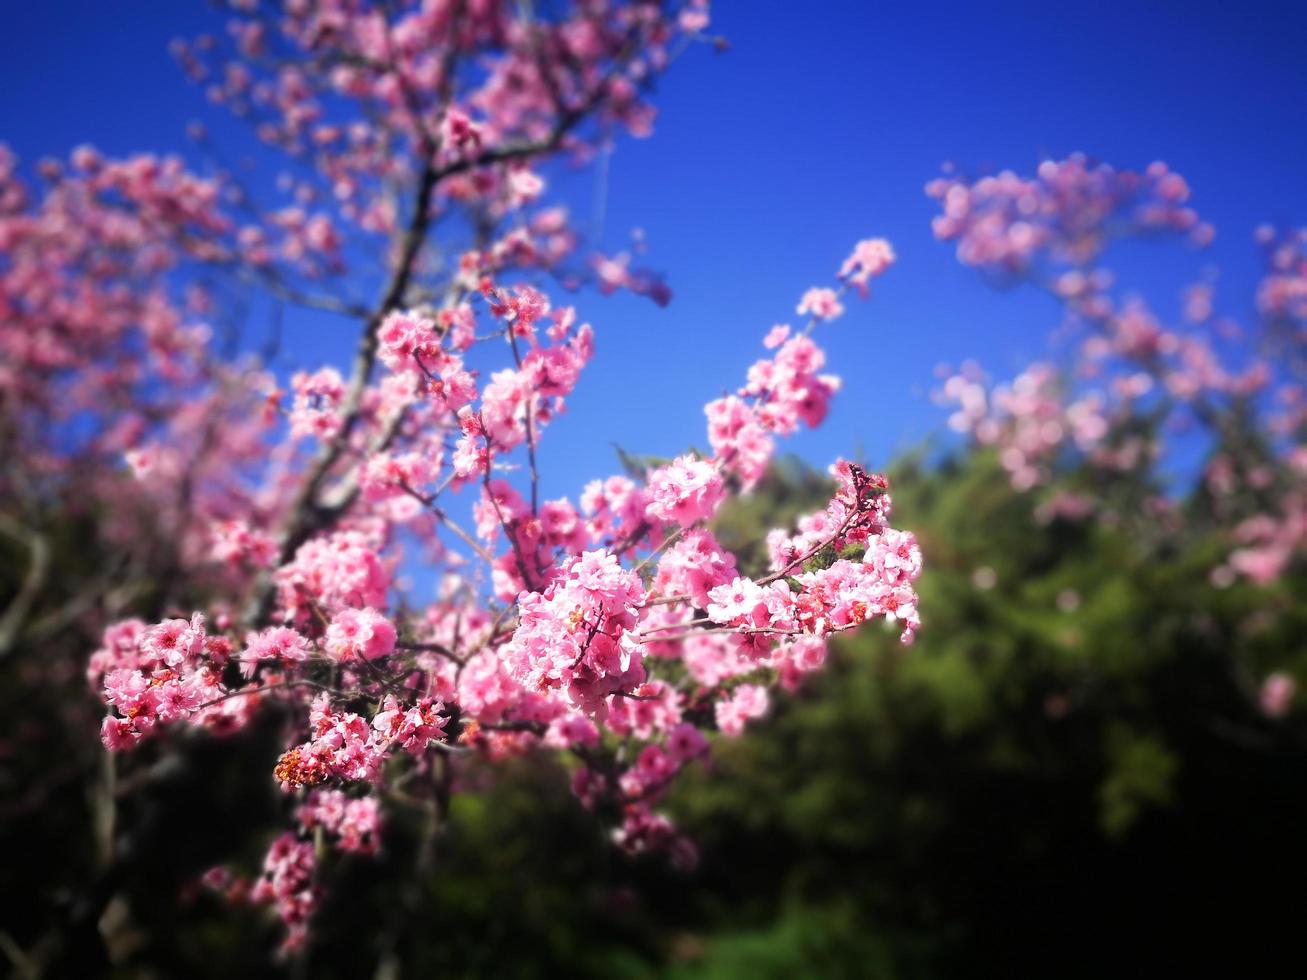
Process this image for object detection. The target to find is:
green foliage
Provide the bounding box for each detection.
[659,904,903,980]
[1098,724,1178,838]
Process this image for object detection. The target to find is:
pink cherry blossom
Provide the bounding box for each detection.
[645,454,725,526]
[323,607,397,663]
[56,2,929,958]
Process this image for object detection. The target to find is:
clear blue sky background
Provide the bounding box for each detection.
[4,0,1306,503]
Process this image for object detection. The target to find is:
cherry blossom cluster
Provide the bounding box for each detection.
[7,0,731,677]
[929,155,1304,586]
[926,153,1213,279]
[92,232,919,953]
[165,0,696,303]
[1256,225,1307,331]
[1212,495,1307,588]
[939,362,1113,491]
[1260,672,1298,719]
[91,614,263,749]
[272,693,446,789]
[199,786,384,952]
[207,831,320,956]
[0,141,327,559]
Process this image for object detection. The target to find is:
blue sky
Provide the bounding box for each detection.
[4,0,1306,504]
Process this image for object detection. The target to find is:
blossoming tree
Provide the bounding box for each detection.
[929,155,1304,588]
[3,0,923,961]
[927,154,1304,715]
